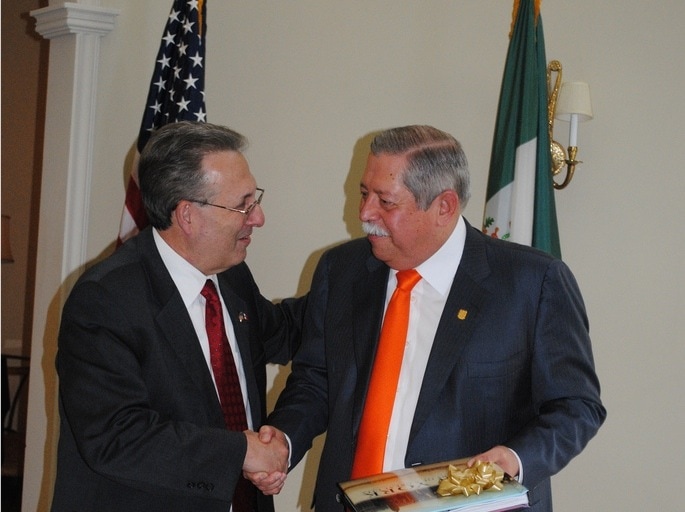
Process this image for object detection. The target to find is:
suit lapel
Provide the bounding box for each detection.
[156,296,216,400]
[352,256,390,433]
[216,281,262,424]
[138,230,221,418]
[409,223,492,443]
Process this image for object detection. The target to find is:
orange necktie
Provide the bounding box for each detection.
[351,269,422,478]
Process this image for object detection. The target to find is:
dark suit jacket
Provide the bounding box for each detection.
[51,228,304,512]
[269,220,606,512]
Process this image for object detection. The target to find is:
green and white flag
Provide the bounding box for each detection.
[482,0,561,258]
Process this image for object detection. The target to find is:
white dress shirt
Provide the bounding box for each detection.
[381,219,523,481]
[153,229,253,429]
[383,217,466,470]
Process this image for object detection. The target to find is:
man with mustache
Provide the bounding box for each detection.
[259,125,606,511]
[52,122,301,512]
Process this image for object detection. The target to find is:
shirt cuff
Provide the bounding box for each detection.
[507,447,523,483]
[284,432,293,469]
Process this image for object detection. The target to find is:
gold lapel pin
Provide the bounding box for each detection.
[457,309,468,320]
[238,312,248,323]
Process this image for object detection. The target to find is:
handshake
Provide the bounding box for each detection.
[242,425,290,495]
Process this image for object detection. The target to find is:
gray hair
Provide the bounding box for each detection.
[370,125,470,211]
[138,121,248,229]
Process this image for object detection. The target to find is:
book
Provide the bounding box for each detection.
[338,458,529,512]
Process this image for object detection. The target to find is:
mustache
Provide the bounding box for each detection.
[362,222,389,237]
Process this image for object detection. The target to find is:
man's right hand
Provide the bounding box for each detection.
[243,426,289,495]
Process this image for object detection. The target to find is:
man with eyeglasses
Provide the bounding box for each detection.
[51,121,303,512]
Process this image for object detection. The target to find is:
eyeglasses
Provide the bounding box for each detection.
[189,188,264,216]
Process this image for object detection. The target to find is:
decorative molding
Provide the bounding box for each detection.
[61,27,100,280]
[32,2,119,40]
[30,3,119,280]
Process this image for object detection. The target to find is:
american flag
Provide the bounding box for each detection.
[117,0,207,245]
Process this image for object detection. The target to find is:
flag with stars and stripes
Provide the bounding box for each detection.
[117,0,207,245]
[482,0,561,258]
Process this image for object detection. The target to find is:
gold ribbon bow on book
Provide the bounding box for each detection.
[436,460,505,498]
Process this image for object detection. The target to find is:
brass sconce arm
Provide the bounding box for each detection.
[547,60,593,190]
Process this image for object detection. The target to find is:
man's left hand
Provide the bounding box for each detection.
[467,445,519,478]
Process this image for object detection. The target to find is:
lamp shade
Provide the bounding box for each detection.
[555,81,593,122]
[2,214,14,263]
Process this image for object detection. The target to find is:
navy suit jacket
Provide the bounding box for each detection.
[269,220,606,511]
[51,228,304,512]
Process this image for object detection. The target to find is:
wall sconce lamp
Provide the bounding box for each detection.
[2,214,14,263]
[547,60,593,189]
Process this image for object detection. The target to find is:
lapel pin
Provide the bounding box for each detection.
[238,312,248,323]
[457,309,468,320]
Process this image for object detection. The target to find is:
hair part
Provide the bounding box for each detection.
[370,125,471,211]
[138,121,248,229]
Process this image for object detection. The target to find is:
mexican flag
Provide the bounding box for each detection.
[482,0,561,259]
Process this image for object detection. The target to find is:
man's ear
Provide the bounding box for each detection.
[436,189,459,225]
[173,200,194,235]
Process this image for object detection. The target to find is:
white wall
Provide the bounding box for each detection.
[24,1,685,510]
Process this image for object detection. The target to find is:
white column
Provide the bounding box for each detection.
[23,4,118,511]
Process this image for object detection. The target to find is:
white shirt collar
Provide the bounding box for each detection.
[152,228,216,308]
[414,215,466,296]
